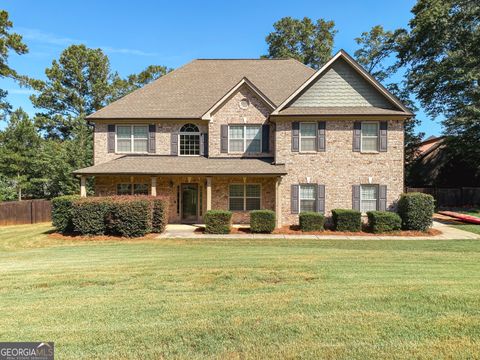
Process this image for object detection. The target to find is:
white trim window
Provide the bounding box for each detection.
[116,183,149,195]
[116,125,148,153]
[228,125,261,153]
[299,184,317,212]
[300,122,317,152]
[360,185,378,212]
[361,122,379,152]
[179,123,200,156]
[229,184,261,211]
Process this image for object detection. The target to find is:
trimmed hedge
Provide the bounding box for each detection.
[152,198,169,233]
[397,192,434,231]
[250,210,276,233]
[204,210,232,234]
[367,211,401,233]
[332,209,362,232]
[51,195,80,233]
[109,197,152,237]
[299,212,325,232]
[62,196,169,237]
[72,198,112,235]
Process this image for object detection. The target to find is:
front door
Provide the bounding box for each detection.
[181,183,198,223]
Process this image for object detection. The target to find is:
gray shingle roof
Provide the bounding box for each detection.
[73,156,286,176]
[275,106,410,116]
[87,59,315,119]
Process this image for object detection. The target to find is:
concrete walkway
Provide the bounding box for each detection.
[158,221,480,240]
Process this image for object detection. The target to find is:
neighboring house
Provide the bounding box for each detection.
[74,50,413,227]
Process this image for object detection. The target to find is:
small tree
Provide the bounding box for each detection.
[0,109,41,200]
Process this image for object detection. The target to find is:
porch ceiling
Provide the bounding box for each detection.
[73,155,286,176]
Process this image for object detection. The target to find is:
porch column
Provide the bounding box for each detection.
[275,177,282,228]
[80,176,87,197]
[206,177,212,211]
[151,177,157,196]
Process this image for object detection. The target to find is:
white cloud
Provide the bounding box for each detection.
[18,27,157,57]
[101,46,157,57]
[18,27,84,45]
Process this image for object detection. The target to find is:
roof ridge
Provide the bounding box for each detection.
[195,58,297,61]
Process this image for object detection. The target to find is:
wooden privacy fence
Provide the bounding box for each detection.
[0,200,51,226]
[406,187,480,207]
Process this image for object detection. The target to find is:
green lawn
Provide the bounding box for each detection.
[1,224,480,359]
[453,224,480,235]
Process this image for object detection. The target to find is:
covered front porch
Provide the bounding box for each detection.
[73,155,286,227]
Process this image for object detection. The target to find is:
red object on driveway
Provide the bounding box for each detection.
[438,211,480,225]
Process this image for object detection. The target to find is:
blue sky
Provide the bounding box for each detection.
[2,0,441,136]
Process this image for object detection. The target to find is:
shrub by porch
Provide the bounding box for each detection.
[52,195,168,237]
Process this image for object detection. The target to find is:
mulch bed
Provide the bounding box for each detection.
[48,232,158,241]
[196,225,441,237]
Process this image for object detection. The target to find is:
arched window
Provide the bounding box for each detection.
[180,123,200,155]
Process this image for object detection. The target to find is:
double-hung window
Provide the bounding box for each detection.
[361,122,379,152]
[116,183,149,195]
[229,184,261,211]
[116,125,148,153]
[228,125,261,153]
[360,185,378,212]
[299,184,317,212]
[300,122,317,152]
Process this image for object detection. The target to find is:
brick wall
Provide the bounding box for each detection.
[93,120,208,165]
[275,118,404,225]
[209,85,274,158]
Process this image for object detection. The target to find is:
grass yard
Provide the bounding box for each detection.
[453,224,480,235]
[1,224,480,359]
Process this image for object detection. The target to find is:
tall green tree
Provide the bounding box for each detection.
[398,0,480,183]
[30,44,169,139]
[111,64,169,101]
[263,17,337,69]
[0,10,28,119]
[354,25,424,169]
[0,108,41,200]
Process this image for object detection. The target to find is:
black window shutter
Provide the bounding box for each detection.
[220,125,228,153]
[317,121,326,152]
[107,124,115,153]
[148,124,156,153]
[352,185,360,211]
[379,121,388,152]
[262,124,270,153]
[200,133,208,157]
[292,122,299,152]
[317,184,325,213]
[171,132,178,156]
[291,184,299,214]
[379,185,387,211]
[353,122,361,152]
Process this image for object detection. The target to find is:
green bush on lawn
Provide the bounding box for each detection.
[151,198,169,233]
[332,209,362,232]
[367,211,401,233]
[51,195,81,233]
[109,197,152,237]
[57,195,169,237]
[250,210,276,233]
[299,212,325,232]
[397,192,434,231]
[72,198,112,236]
[204,210,232,234]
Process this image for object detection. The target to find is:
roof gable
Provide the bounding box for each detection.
[202,77,275,120]
[272,50,412,116]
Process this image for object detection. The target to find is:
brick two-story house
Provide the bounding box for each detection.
[74,50,412,227]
